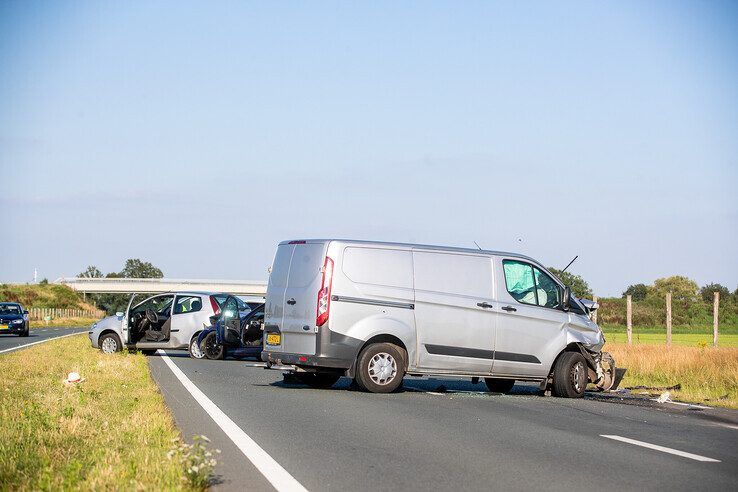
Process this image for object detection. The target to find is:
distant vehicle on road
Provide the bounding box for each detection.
[262,239,616,395]
[0,302,30,337]
[89,292,248,357]
[197,298,264,360]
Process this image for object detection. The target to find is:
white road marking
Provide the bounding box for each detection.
[0,331,85,355]
[651,399,711,410]
[600,435,720,462]
[157,350,308,492]
[717,423,738,431]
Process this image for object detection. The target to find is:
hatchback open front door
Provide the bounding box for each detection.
[121,294,140,345]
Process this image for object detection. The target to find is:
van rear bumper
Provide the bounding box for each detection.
[261,351,352,370]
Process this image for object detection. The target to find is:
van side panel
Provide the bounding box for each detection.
[412,251,496,374]
[327,244,416,366]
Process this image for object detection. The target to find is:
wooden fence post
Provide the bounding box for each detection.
[592,296,598,324]
[666,292,672,347]
[626,295,632,346]
[714,291,720,347]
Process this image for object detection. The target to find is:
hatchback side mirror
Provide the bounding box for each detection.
[562,287,571,312]
[116,311,124,317]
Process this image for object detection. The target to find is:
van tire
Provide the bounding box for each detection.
[355,343,405,393]
[484,378,515,393]
[295,372,341,389]
[552,351,588,398]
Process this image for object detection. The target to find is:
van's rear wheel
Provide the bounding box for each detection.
[484,378,515,393]
[355,343,405,393]
[552,351,588,398]
[295,372,341,389]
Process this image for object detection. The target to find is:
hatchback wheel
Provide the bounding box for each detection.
[354,342,405,393]
[189,334,206,359]
[552,351,588,398]
[99,333,122,354]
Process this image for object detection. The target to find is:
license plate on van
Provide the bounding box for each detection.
[266,333,281,345]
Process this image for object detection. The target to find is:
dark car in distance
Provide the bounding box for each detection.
[0,302,30,336]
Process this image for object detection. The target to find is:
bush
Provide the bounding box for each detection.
[700,283,730,303]
[622,283,649,301]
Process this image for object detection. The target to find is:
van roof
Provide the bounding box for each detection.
[278,239,540,264]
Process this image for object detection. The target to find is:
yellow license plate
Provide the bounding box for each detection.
[266,333,281,345]
[0,325,8,330]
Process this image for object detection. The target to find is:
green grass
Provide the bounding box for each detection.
[0,283,95,310]
[604,331,738,347]
[0,334,205,490]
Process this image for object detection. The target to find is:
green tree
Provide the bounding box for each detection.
[120,259,163,279]
[649,275,699,302]
[622,283,649,301]
[699,283,730,303]
[78,265,104,278]
[548,268,592,298]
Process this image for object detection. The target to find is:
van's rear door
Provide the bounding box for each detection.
[282,241,327,355]
[264,243,294,351]
[264,241,327,356]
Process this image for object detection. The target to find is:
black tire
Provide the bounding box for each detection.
[484,378,515,393]
[188,334,206,359]
[99,332,122,354]
[140,349,157,355]
[354,342,405,393]
[20,327,29,337]
[552,351,588,398]
[201,332,224,360]
[295,372,341,389]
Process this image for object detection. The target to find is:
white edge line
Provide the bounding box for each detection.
[651,399,711,410]
[0,331,85,354]
[600,435,720,462]
[156,350,308,492]
[717,423,738,431]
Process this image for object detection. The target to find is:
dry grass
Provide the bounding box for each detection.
[31,317,100,329]
[607,342,738,409]
[0,334,199,490]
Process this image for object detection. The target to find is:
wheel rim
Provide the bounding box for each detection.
[204,335,218,358]
[101,337,117,353]
[191,339,204,358]
[367,352,397,385]
[572,361,585,392]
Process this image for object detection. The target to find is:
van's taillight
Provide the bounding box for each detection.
[316,257,334,327]
[209,296,221,315]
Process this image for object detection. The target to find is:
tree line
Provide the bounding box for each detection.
[78,259,163,314]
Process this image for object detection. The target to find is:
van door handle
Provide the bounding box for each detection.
[476,302,494,309]
[501,305,517,312]
[287,298,296,305]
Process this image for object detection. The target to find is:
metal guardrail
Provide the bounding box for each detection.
[56,277,267,296]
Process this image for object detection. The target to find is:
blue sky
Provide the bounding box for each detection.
[1,1,736,296]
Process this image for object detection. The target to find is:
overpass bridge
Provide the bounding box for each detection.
[56,277,268,297]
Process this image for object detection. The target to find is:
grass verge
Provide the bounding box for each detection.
[0,334,201,489]
[606,342,738,409]
[604,332,738,347]
[31,317,99,329]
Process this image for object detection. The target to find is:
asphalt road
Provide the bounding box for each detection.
[148,352,738,491]
[0,326,88,354]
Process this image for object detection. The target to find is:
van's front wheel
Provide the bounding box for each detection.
[552,351,588,398]
[355,343,405,393]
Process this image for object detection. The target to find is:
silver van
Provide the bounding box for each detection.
[262,239,615,397]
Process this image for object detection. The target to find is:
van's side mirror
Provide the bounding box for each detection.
[562,287,571,312]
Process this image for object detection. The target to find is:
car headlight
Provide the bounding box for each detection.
[12,319,23,324]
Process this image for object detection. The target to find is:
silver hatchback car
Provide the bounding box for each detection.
[89,292,246,358]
